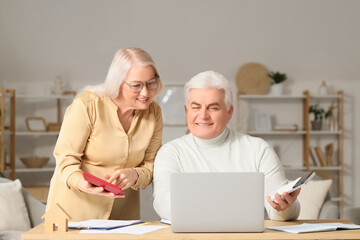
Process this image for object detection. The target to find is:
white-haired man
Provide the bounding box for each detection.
[153,70,300,221]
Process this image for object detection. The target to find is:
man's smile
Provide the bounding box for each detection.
[196,123,213,126]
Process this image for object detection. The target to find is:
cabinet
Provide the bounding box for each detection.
[237,90,344,216]
[1,89,75,187]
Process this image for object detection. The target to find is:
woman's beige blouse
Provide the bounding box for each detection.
[46,91,163,221]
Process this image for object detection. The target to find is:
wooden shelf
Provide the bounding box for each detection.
[5,167,55,173]
[248,130,306,135]
[284,166,342,171]
[238,90,345,217]
[310,166,342,171]
[15,131,59,136]
[16,94,74,99]
[310,95,340,100]
[310,130,341,135]
[330,197,342,202]
[0,130,12,136]
[239,94,304,100]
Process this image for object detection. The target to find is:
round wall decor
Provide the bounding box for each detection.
[236,62,270,94]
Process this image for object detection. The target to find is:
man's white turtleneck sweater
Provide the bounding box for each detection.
[153,127,300,220]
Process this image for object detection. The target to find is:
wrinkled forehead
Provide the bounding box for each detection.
[188,88,226,105]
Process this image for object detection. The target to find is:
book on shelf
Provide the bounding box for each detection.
[310,147,320,166]
[325,143,333,166]
[314,147,327,167]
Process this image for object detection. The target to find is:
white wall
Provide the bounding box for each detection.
[1,0,359,217]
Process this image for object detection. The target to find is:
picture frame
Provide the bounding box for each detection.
[255,113,272,131]
[25,117,47,132]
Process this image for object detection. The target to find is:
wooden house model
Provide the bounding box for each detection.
[41,203,72,232]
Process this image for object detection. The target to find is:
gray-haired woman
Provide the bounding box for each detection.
[47,47,164,221]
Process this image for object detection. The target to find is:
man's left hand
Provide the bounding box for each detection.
[266,188,301,212]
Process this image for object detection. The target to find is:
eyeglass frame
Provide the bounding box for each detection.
[123,75,160,93]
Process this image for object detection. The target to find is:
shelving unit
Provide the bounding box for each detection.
[237,90,344,216]
[0,88,5,175]
[0,88,16,179]
[307,90,344,217]
[2,90,75,185]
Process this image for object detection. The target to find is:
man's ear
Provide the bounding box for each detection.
[184,105,188,115]
[228,105,234,121]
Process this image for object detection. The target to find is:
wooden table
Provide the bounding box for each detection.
[22,219,360,240]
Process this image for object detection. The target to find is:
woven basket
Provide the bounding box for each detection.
[20,157,50,168]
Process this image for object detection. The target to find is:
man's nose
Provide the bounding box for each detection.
[199,109,209,119]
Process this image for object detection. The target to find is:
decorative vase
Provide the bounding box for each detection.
[311,120,322,131]
[270,84,283,96]
[319,81,328,96]
[52,75,64,95]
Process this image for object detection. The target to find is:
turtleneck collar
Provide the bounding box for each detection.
[193,127,230,149]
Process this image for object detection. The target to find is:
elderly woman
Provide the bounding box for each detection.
[47,47,164,221]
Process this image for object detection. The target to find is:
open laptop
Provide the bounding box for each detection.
[170,172,264,232]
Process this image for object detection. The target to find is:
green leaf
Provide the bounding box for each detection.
[268,71,287,85]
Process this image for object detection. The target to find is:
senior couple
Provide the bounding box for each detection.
[47,47,300,221]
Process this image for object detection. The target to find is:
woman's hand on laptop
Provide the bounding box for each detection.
[266,188,301,212]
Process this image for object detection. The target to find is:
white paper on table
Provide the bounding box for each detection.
[68,219,141,229]
[267,222,360,234]
[160,219,171,225]
[321,222,360,229]
[80,225,168,234]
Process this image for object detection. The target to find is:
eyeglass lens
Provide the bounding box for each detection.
[126,77,159,93]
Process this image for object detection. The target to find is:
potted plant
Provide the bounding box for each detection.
[309,104,331,130]
[268,71,287,95]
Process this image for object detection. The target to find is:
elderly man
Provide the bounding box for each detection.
[153,70,300,221]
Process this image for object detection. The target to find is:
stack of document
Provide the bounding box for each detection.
[68,219,142,230]
[68,219,169,235]
[267,222,360,234]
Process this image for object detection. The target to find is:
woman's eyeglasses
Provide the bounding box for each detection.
[124,76,159,93]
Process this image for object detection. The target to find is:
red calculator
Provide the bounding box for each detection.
[82,172,125,195]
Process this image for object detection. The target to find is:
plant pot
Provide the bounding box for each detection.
[311,120,322,131]
[269,84,284,96]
